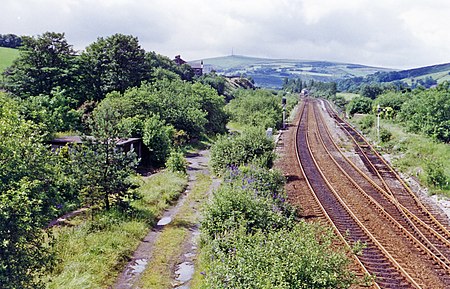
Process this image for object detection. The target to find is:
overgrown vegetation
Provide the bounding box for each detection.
[45,171,187,288]
[0,31,233,287]
[210,127,276,175]
[197,166,356,288]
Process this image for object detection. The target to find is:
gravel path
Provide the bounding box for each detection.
[113,149,217,289]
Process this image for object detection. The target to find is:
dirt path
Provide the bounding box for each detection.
[113,149,218,289]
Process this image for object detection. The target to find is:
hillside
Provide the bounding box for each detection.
[0,47,20,72]
[199,55,393,88]
[373,62,450,84]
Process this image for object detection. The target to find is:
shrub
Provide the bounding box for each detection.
[359,115,375,131]
[379,127,392,143]
[201,166,296,240]
[226,89,283,130]
[142,115,174,165]
[225,165,286,203]
[201,222,355,289]
[210,128,275,175]
[165,150,187,174]
[425,160,448,189]
[201,185,296,239]
[346,96,372,116]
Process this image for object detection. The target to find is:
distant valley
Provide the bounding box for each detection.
[198,55,393,88]
[197,55,450,89]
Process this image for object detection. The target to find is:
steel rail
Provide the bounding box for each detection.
[294,99,380,289]
[297,99,415,288]
[317,100,450,251]
[311,101,450,275]
[324,100,450,237]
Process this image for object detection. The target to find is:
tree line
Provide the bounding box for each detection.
[343,81,450,143]
[0,33,22,48]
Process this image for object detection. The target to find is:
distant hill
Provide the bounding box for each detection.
[198,55,393,88]
[371,62,450,84]
[0,47,20,73]
[337,62,450,91]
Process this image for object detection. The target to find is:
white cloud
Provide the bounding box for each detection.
[1,0,450,68]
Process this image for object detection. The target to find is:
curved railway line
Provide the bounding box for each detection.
[294,98,450,288]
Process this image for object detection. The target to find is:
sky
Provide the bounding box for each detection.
[2,0,450,69]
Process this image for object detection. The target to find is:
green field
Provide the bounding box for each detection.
[0,47,20,72]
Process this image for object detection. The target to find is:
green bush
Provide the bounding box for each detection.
[379,127,392,143]
[425,160,448,189]
[346,96,372,116]
[225,165,286,203]
[165,150,187,174]
[201,166,296,240]
[226,89,283,129]
[142,115,174,165]
[201,185,296,239]
[359,115,375,131]
[210,128,275,175]
[201,222,355,289]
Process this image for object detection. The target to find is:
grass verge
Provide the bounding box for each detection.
[43,170,187,289]
[138,173,212,288]
[350,114,450,196]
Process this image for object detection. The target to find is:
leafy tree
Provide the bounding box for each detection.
[197,72,226,95]
[330,94,348,112]
[282,77,304,93]
[20,88,82,137]
[145,51,194,81]
[0,34,22,48]
[360,83,383,99]
[226,89,283,129]
[0,93,68,288]
[2,32,78,98]
[142,115,175,165]
[192,82,227,134]
[110,79,224,139]
[71,101,138,211]
[346,96,373,116]
[79,33,150,101]
[307,80,337,99]
[398,83,450,142]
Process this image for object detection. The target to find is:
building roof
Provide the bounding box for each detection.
[50,136,141,145]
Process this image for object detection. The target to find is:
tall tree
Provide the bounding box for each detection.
[71,101,138,211]
[79,34,150,101]
[0,93,64,288]
[2,32,77,98]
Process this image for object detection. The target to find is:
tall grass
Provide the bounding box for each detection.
[44,171,187,288]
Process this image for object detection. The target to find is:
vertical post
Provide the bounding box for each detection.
[377,104,381,142]
[282,97,287,129]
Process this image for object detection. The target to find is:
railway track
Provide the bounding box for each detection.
[320,100,450,262]
[295,98,450,288]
